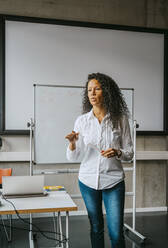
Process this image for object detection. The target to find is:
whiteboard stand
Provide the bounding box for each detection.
[124,120,146,244]
[27,118,35,176]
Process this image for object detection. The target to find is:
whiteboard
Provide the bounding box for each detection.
[34,85,133,164]
[5,20,164,131]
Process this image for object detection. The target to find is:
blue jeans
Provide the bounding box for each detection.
[79,180,125,248]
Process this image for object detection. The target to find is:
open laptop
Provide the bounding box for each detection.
[2,175,46,199]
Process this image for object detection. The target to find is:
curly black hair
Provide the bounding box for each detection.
[82,72,130,127]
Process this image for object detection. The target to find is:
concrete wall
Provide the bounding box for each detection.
[0,0,168,212]
[0,0,168,28]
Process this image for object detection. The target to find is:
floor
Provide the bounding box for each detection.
[0,212,167,248]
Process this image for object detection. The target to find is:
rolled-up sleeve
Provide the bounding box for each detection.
[66,117,84,162]
[119,116,134,161]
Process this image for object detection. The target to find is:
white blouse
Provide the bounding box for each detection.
[66,109,133,190]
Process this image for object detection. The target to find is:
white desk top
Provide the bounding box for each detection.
[0,191,77,215]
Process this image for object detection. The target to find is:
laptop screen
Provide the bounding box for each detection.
[2,175,44,196]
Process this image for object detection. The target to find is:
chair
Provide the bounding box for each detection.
[0,168,12,188]
[0,168,12,242]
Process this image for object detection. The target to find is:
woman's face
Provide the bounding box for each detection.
[87,79,104,107]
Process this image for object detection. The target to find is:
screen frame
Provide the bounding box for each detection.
[0,14,168,135]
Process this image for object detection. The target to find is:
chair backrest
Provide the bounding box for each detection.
[0,168,12,185]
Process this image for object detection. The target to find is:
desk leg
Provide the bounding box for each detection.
[58,212,63,248]
[29,213,35,248]
[29,231,35,248]
[54,212,61,247]
[53,212,57,243]
[55,212,69,248]
[66,211,69,248]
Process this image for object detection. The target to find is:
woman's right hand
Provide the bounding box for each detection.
[65,131,79,150]
[65,131,79,144]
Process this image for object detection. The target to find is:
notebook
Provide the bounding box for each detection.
[2,175,46,199]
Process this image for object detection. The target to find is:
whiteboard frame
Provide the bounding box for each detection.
[0,14,168,135]
[33,84,134,164]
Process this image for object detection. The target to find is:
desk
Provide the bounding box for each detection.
[0,191,77,248]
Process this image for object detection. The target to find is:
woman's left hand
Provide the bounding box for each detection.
[101,148,121,158]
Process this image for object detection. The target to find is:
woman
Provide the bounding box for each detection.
[65,72,133,248]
